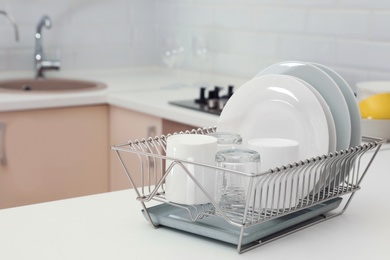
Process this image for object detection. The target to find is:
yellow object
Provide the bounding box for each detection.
[359,93,390,119]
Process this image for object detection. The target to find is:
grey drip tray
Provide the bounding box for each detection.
[141,197,342,246]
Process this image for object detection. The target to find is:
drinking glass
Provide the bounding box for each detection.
[215,149,260,213]
[207,132,242,151]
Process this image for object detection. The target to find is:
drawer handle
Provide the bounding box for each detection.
[0,123,6,165]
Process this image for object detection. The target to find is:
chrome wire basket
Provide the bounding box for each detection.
[111,127,386,253]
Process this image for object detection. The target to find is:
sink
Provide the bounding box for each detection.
[0,78,107,92]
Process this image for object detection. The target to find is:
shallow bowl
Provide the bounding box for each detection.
[361,118,390,140]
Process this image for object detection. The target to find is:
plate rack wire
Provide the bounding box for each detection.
[111,127,386,253]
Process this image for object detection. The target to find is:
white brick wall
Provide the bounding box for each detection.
[155,0,390,90]
[0,0,151,71]
[2,0,390,89]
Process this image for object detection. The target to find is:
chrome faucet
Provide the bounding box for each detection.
[35,15,61,78]
[0,10,19,41]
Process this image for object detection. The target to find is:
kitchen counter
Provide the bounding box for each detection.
[0,67,247,127]
[108,86,220,128]
[0,143,389,260]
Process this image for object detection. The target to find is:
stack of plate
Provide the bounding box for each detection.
[217,61,362,162]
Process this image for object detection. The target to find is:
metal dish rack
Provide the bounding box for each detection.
[111,126,386,253]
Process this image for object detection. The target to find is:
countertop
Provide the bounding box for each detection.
[0,67,247,127]
[0,143,389,260]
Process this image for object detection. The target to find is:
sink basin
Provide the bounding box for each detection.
[0,78,107,92]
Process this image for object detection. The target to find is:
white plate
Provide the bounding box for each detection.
[294,77,337,152]
[257,61,351,151]
[311,63,361,147]
[217,74,329,161]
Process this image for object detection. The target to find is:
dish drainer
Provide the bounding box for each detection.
[111,127,386,253]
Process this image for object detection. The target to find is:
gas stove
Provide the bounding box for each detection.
[169,85,234,116]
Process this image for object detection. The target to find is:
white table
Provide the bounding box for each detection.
[1,144,389,260]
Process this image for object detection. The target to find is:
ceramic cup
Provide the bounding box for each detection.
[247,138,300,209]
[247,138,299,171]
[165,134,218,205]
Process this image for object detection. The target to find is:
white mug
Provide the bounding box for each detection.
[247,138,299,171]
[165,134,218,205]
[247,138,300,209]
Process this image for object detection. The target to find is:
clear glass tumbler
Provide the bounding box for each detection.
[207,132,242,151]
[215,148,260,214]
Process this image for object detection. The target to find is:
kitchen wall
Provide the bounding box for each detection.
[156,0,390,90]
[2,0,390,89]
[0,0,154,71]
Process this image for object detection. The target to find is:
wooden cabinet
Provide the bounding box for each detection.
[0,105,109,209]
[162,119,197,134]
[0,102,202,207]
[109,106,162,191]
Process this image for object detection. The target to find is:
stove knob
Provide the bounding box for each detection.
[195,87,207,104]
[214,86,221,99]
[228,85,234,98]
[207,89,218,109]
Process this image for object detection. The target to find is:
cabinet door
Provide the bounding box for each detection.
[109,106,162,191]
[0,105,109,209]
[162,119,197,135]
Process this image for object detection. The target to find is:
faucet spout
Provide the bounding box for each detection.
[0,10,19,41]
[36,15,51,35]
[34,15,61,78]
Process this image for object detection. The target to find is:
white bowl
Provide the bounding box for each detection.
[361,118,390,140]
